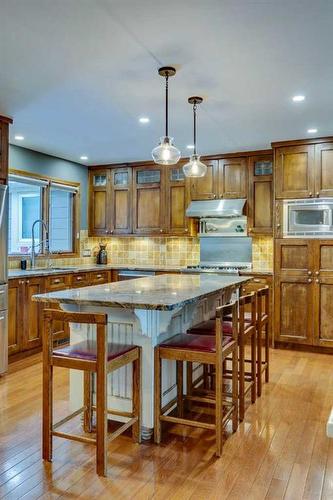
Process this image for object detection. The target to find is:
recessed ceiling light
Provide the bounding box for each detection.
[139,117,150,124]
[307,128,318,134]
[80,155,88,161]
[14,135,24,140]
[292,95,305,102]
[186,144,195,149]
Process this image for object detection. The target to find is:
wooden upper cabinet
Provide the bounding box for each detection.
[110,167,132,234]
[217,157,248,199]
[275,239,313,277]
[275,145,315,199]
[248,154,273,235]
[165,166,192,236]
[89,169,111,236]
[314,143,333,197]
[189,160,217,200]
[133,166,165,234]
[0,117,11,180]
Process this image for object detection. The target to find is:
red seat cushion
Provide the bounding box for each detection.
[53,340,136,362]
[187,320,234,335]
[159,334,233,353]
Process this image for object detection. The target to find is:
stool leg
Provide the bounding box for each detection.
[154,348,162,444]
[96,324,107,477]
[177,361,184,418]
[232,348,238,432]
[257,320,262,397]
[265,322,270,383]
[251,331,256,404]
[215,357,223,457]
[239,339,245,422]
[42,317,53,462]
[186,361,193,412]
[132,348,141,444]
[84,371,93,433]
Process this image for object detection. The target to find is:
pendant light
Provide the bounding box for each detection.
[152,66,181,165]
[183,96,207,178]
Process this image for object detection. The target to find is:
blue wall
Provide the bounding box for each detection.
[9,145,88,229]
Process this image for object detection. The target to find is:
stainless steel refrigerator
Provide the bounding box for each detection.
[0,185,8,375]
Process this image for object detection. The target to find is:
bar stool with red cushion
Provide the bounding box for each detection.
[186,293,257,422]
[154,301,239,457]
[42,309,142,477]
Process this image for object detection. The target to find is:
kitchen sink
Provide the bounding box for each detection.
[27,267,78,273]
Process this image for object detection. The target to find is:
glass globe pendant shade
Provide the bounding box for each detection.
[183,154,207,178]
[151,136,181,165]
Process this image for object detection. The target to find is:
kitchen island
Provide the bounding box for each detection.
[33,273,249,438]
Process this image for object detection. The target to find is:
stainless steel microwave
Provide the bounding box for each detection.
[283,198,333,238]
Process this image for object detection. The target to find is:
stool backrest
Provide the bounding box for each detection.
[215,300,238,350]
[239,292,256,331]
[257,286,269,319]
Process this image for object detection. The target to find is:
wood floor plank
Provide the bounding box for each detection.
[0,348,333,499]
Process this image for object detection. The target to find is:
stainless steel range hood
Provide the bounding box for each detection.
[186,199,246,218]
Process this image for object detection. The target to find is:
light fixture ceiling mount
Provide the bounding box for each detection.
[151,66,181,165]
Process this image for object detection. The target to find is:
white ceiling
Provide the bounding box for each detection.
[1,0,332,165]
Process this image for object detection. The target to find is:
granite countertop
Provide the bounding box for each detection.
[32,274,250,311]
[8,263,185,279]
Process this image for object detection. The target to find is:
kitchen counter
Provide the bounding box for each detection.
[9,263,273,279]
[33,273,249,437]
[33,274,249,311]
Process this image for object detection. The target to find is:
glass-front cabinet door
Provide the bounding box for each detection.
[110,167,132,234]
[89,169,111,236]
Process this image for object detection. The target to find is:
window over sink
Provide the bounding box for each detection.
[8,172,80,256]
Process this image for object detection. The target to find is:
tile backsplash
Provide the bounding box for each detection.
[9,231,273,270]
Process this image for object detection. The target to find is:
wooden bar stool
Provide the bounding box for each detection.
[187,293,257,422]
[154,301,239,457]
[256,287,270,397]
[42,309,141,477]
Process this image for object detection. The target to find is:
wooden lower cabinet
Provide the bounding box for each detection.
[274,276,313,345]
[8,277,45,357]
[8,279,22,356]
[8,270,113,360]
[274,238,333,349]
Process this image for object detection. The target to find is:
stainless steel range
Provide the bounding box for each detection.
[185,199,252,275]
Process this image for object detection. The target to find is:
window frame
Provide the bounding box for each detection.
[8,169,80,259]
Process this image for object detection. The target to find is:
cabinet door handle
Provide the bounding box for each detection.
[316,192,320,197]
[308,278,312,283]
[26,280,30,284]
[315,271,319,276]
[307,271,312,276]
[309,192,313,197]
[0,316,5,321]
[276,223,281,228]
[160,229,163,233]
[185,228,188,232]
[213,194,217,199]
[316,279,320,284]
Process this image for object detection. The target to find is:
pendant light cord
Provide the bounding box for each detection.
[193,102,197,155]
[165,74,169,137]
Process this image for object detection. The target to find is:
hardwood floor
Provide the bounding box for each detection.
[0,349,333,499]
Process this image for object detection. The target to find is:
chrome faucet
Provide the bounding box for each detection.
[31,219,49,268]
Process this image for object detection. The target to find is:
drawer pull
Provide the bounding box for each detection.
[76,277,82,281]
[0,316,5,321]
[53,279,61,284]
[253,279,261,283]
[97,274,102,278]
